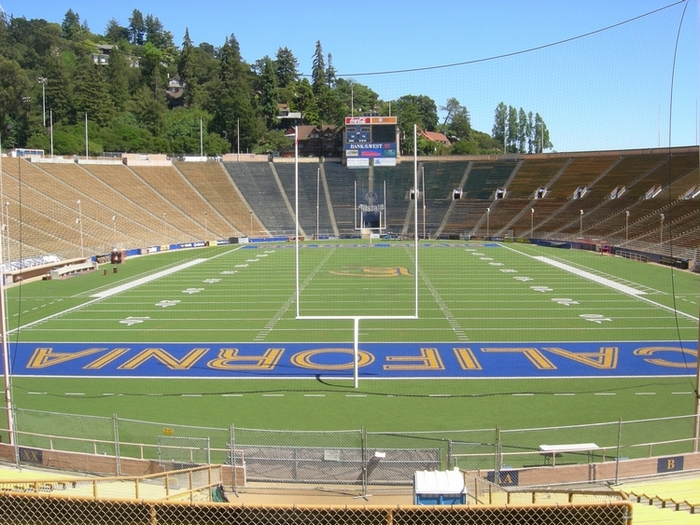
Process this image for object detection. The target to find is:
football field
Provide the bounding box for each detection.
[3,240,698,432]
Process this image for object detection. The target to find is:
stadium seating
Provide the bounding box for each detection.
[1,146,696,261]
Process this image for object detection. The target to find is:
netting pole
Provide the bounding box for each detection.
[353,318,360,388]
[615,418,622,485]
[229,424,238,496]
[113,414,121,477]
[494,426,501,486]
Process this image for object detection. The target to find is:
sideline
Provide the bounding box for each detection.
[9,258,211,334]
[91,258,207,299]
[502,245,698,322]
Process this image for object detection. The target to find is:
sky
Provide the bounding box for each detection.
[3,0,699,153]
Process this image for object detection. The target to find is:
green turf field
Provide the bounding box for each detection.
[3,240,699,434]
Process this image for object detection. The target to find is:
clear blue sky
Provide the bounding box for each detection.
[5,0,698,152]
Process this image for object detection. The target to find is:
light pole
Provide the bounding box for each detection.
[76,199,84,258]
[204,211,208,240]
[38,77,47,127]
[163,213,168,241]
[486,208,490,239]
[249,210,253,236]
[3,202,9,264]
[625,210,629,243]
[579,209,583,238]
[660,213,664,247]
[530,208,534,239]
[112,215,116,248]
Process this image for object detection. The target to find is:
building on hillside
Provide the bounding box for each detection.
[283,125,343,158]
[419,129,451,147]
[92,44,116,65]
[165,76,186,108]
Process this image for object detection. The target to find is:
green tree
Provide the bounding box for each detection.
[178,28,198,107]
[133,85,167,137]
[440,98,470,140]
[517,107,528,153]
[61,9,81,40]
[335,78,378,116]
[258,56,278,128]
[104,18,129,44]
[311,41,326,95]
[492,102,507,152]
[0,56,32,145]
[507,105,518,152]
[533,113,552,152]
[73,54,115,127]
[128,9,146,45]
[292,78,318,124]
[326,53,336,88]
[105,47,130,112]
[212,34,258,152]
[275,47,298,88]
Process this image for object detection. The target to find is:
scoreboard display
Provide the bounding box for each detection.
[344,116,398,168]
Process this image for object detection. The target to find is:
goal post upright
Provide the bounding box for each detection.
[294,124,420,388]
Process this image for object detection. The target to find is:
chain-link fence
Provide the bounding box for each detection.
[0,491,632,525]
[1,407,698,491]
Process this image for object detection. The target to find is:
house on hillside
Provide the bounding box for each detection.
[419,129,451,148]
[283,125,343,158]
[165,76,186,108]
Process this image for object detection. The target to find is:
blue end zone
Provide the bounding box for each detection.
[10,341,696,379]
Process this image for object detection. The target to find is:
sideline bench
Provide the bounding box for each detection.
[49,260,98,280]
[539,443,599,466]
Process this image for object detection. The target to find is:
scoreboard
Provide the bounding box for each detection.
[344,116,398,168]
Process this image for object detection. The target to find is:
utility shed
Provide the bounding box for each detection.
[413,468,467,505]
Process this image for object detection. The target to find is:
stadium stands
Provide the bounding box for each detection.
[0,146,695,262]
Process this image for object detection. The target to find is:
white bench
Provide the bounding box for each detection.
[49,260,98,280]
[539,443,599,466]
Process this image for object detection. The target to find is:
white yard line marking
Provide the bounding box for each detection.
[91,259,208,299]
[501,245,698,322]
[533,256,645,296]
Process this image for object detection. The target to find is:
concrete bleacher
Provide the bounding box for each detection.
[224,162,296,236]
[274,162,334,237]
[0,147,695,261]
[175,161,256,237]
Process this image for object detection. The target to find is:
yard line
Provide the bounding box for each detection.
[502,245,698,322]
[9,254,230,334]
[533,256,645,296]
[91,259,208,299]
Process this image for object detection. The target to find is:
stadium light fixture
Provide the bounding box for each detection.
[77,200,84,258]
[0,136,13,445]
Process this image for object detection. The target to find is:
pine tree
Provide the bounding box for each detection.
[311,41,326,95]
[178,28,198,107]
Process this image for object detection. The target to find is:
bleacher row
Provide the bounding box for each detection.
[0,146,697,262]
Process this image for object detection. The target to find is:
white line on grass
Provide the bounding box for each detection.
[91,259,208,299]
[533,256,645,295]
[501,245,698,322]
[9,254,225,334]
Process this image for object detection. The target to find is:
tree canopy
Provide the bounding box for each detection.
[2,9,551,156]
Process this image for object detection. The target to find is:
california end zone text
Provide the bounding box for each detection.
[12,342,697,378]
